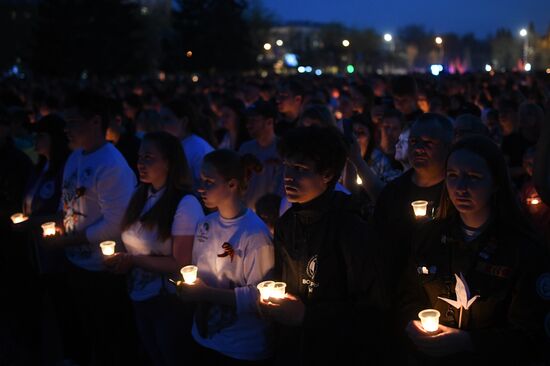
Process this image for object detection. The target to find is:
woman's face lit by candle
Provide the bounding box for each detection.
[446,149,494,216]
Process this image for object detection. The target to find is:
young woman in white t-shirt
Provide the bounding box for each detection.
[176,149,274,364]
[105,131,204,366]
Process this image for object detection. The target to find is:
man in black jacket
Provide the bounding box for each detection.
[260,126,389,365]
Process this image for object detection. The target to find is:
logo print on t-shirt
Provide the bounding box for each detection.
[196,222,209,243]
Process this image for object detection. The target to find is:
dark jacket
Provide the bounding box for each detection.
[273,189,389,365]
[399,215,550,364]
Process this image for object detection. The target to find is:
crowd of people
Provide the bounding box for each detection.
[1,71,549,365]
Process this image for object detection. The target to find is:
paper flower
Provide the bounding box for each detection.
[437,273,479,328]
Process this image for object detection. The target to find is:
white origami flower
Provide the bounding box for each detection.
[438,273,479,319]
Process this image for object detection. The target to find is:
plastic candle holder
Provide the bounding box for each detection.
[99,241,116,256]
[418,309,440,333]
[257,281,275,301]
[11,213,28,224]
[411,200,428,217]
[271,282,287,299]
[180,265,198,284]
[41,222,56,237]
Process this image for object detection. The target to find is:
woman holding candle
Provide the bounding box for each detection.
[104,131,204,366]
[176,149,274,363]
[400,136,549,364]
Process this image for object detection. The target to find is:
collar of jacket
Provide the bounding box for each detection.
[291,187,337,225]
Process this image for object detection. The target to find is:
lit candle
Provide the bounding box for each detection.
[411,200,428,217]
[41,222,57,237]
[180,265,198,284]
[418,309,440,333]
[356,175,363,185]
[271,282,287,299]
[257,280,275,301]
[99,241,116,256]
[528,197,541,206]
[11,213,28,224]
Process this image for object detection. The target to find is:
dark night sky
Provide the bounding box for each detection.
[263,0,550,38]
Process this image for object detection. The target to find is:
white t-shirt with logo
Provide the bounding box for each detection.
[191,209,274,361]
[62,143,136,271]
[121,189,204,302]
[181,134,214,187]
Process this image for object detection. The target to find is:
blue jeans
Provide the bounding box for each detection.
[133,293,195,366]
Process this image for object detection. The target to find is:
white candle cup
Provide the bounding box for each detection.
[271,282,287,299]
[180,265,198,284]
[11,213,28,224]
[411,200,429,217]
[99,241,116,256]
[418,309,440,333]
[41,222,57,237]
[257,281,275,301]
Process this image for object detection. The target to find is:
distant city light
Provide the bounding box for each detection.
[140,6,149,15]
[186,51,193,58]
[297,66,305,73]
[430,64,443,76]
[158,71,166,81]
[346,64,355,73]
[304,66,312,73]
[524,63,532,72]
[276,39,283,46]
[485,64,492,72]
[191,74,199,82]
[315,69,322,76]
[546,68,550,74]
[11,65,19,75]
[284,53,298,67]
[342,39,350,47]
[263,43,272,51]
[384,33,393,42]
[519,28,528,37]
[435,37,443,45]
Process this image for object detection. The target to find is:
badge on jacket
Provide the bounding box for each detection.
[302,255,319,295]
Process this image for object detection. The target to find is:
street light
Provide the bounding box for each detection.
[519,28,528,37]
[435,37,444,64]
[263,43,272,51]
[342,39,350,47]
[519,28,528,69]
[276,39,283,47]
[383,33,394,74]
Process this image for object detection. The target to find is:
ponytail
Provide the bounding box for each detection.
[203,150,263,193]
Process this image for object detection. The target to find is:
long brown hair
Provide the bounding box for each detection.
[121,131,194,241]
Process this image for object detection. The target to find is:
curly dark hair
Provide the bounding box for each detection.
[277,125,349,187]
